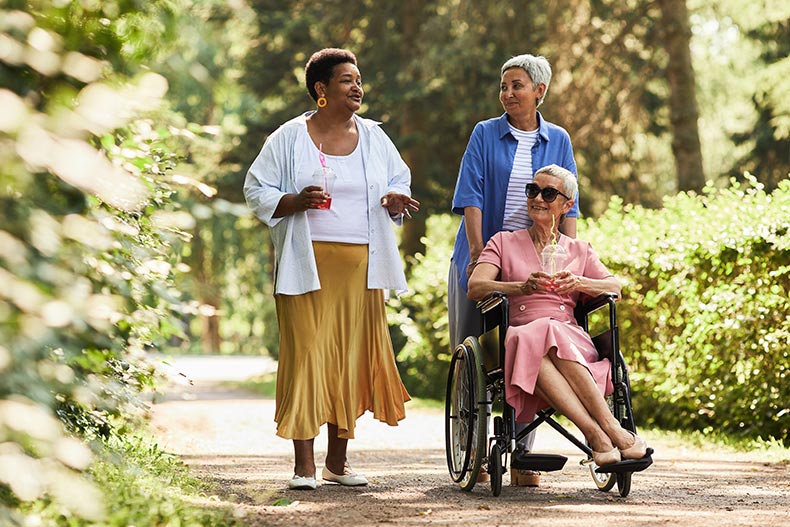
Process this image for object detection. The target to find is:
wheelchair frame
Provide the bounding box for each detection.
[445,292,651,497]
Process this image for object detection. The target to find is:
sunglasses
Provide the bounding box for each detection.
[525,183,571,202]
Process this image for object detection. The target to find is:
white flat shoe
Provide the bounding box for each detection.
[288,474,317,490]
[322,464,368,486]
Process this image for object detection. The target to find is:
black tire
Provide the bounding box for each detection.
[589,357,634,493]
[617,472,632,497]
[613,353,635,498]
[445,338,487,491]
[489,443,503,497]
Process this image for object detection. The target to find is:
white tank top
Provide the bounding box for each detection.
[296,129,369,243]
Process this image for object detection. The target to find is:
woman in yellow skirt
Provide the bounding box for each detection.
[244,48,420,490]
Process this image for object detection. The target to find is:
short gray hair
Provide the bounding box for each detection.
[535,164,577,202]
[501,54,552,107]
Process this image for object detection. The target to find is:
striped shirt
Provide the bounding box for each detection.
[502,125,539,231]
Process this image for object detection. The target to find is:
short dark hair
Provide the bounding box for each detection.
[305,48,358,101]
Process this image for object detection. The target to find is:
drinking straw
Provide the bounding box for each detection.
[547,215,559,275]
[318,143,326,169]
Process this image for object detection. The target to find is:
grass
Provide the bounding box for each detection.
[14,431,243,527]
[227,372,277,397]
[644,428,790,461]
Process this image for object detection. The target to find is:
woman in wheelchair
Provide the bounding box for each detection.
[467,164,650,467]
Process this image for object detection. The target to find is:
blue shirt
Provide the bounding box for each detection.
[450,112,578,291]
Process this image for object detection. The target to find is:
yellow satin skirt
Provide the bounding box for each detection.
[273,242,410,440]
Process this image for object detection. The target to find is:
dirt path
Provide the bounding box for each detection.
[147,357,789,527]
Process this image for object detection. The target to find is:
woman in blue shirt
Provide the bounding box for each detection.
[448,53,579,487]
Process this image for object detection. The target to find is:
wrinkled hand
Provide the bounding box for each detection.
[548,270,581,295]
[381,193,420,219]
[297,185,328,210]
[520,271,553,294]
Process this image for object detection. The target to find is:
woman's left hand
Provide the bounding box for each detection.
[381,193,420,219]
[549,270,582,295]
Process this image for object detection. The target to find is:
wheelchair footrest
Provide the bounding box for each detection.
[594,449,654,474]
[511,453,568,472]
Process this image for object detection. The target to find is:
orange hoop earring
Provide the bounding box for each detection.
[317,96,327,108]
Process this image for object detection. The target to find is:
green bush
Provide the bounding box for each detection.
[0,1,227,523]
[581,176,789,445]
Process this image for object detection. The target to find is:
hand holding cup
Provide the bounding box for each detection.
[310,167,336,210]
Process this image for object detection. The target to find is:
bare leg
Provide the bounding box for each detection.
[325,423,349,474]
[532,350,614,453]
[546,350,635,450]
[293,439,316,478]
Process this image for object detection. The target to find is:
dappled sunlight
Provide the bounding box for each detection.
[3,0,790,526]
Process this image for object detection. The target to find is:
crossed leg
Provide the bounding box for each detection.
[533,347,635,453]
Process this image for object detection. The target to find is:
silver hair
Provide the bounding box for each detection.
[500,54,552,107]
[535,164,577,202]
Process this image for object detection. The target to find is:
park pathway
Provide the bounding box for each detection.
[147,354,790,527]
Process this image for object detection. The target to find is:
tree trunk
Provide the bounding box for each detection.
[401,213,427,268]
[200,309,221,354]
[398,0,427,266]
[190,222,222,354]
[659,0,705,192]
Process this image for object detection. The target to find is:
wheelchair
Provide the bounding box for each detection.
[445,292,652,497]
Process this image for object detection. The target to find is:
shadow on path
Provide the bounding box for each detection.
[147,355,790,527]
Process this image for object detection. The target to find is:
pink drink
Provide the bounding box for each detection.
[311,167,336,210]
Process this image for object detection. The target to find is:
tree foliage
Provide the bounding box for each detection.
[730,8,790,189]
[0,0,228,523]
[2,7,789,526]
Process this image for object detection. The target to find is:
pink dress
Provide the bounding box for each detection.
[477,230,615,424]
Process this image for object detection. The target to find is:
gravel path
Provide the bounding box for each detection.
[147,356,790,527]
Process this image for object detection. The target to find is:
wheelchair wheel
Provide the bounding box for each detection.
[489,442,504,496]
[617,472,632,497]
[589,461,617,492]
[445,338,487,491]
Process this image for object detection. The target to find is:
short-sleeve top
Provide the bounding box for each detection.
[477,229,614,327]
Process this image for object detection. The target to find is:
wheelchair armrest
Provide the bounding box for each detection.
[574,292,618,320]
[574,293,619,360]
[476,291,509,335]
[476,291,508,314]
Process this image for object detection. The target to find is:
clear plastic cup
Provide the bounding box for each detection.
[311,167,336,210]
[541,244,567,290]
